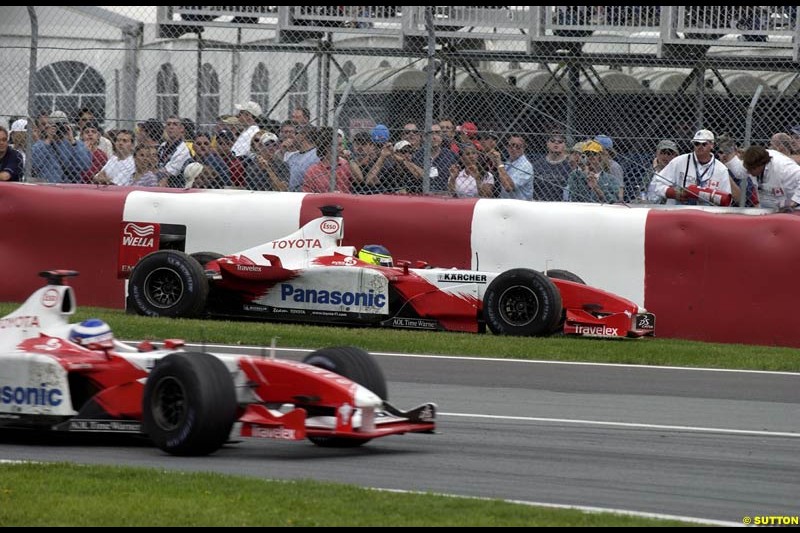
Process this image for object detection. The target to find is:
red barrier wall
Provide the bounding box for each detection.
[4,184,800,347]
[300,194,477,269]
[645,209,800,346]
[0,184,128,307]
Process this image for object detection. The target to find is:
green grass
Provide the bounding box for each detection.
[18,303,799,372]
[0,463,699,526]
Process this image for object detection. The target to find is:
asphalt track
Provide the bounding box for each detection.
[1,344,798,525]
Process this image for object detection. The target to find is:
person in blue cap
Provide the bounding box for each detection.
[594,134,625,201]
[371,124,390,144]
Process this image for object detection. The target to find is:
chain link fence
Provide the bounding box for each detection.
[1,6,798,202]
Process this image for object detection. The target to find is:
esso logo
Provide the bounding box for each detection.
[343,256,357,266]
[41,289,59,308]
[320,220,340,234]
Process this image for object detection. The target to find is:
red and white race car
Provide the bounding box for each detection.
[121,205,655,338]
[0,271,435,455]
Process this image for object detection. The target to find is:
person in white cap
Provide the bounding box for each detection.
[365,139,424,194]
[231,101,262,158]
[9,119,29,165]
[651,129,732,206]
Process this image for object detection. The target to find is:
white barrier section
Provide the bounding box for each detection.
[471,201,649,306]
[122,190,306,253]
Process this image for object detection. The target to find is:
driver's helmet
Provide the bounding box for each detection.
[70,318,114,347]
[358,244,393,267]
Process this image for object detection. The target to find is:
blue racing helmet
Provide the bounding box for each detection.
[70,318,113,346]
[358,244,393,267]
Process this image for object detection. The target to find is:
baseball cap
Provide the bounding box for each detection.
[656,139,679,153]
[692,129,715,143]
[594,134,613,150]
[10,119,27,132]
[234,101,263,117]
[183,162,204,187]
[582,140,604,153]
[260,132,279,145]
[393,140,413,152]
[570,141,585,153]
[460,122,478,137]
[371,124,390,143]
[790,125,800,136]
[49,110,68,123]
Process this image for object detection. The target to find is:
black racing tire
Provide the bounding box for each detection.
[302,346,387,448]
[143,352,237,456]
[129,250,208,318]
[546,269,586,285]
[483,269,563,337]
[190,251,223,269]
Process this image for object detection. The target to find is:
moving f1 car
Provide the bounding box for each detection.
[121,205,655,338]
[0,271,435,455]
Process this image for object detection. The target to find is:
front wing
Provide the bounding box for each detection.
[238,401,436,441]
[563,309,656,338]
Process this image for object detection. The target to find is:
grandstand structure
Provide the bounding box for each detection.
[1,6,798,195]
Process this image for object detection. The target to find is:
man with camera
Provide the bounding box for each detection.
[31,110,90,183]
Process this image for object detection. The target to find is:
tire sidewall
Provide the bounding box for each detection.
[143,352,236,456]
[483,269,562,336]
[129,250,208,317]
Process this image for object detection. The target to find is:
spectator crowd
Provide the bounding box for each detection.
[4,105,800,211]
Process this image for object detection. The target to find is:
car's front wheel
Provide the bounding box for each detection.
[302,346,387,447]
[143,352,237,456]
[483,269,563,336]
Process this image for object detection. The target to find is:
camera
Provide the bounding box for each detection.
[54,122,71,138]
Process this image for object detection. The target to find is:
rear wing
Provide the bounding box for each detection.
[233,206,346,269]
[0,270,77,349]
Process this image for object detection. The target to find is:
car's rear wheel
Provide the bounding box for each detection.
[483,269,563,336]
[129,250,208,318]
[302,346,387,447]
[143,352,237,456]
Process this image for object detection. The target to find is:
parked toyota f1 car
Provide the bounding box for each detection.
[0,271,435,455]
[120,206,655,338]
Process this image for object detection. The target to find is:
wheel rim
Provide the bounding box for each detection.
[143,267,185,309]
[498,285,539,327]
[150,376,187,431]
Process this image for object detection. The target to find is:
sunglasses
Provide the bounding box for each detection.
[659,150,677,155]
[582,151,600,156]
[693,141,709,147]
[508,142,524,148]
[403,129,419,134]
